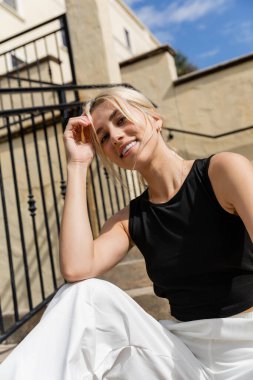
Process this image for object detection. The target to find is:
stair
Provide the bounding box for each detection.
[0,246,171,363]
[100,246,171,320]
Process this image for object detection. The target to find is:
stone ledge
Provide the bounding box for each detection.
[120,45,176,68]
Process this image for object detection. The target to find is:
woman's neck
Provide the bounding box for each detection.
[139,144,192,203]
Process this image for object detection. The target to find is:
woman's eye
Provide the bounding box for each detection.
[117,116,126,126]
[101,133,109,144]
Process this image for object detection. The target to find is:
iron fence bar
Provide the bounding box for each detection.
[123,170,131,203]
[0,28,63,58]
[41,112,60,233]
[0,14,65,45]
[137,174,145,194]
[118,167,127,207]
[4,75,62,86]
[165,126,253,139]
[30,113,57,290]
[0,302,4,335]
[33,41,46,105]
[0,292,56,343]
[61,14,78,89]
[3,54,15,114]
[57,89,69,126]
[13,54,26,112]
[103,168,115,215]
[0,162,19,322]
[0,84,4,110]
[0,102,82,118]
[23,45,36,107]
[0,83,132,93]
[130,171,138,198]
[95,155,107,221]
[113,182,121,211]
[51,110,66,199]
[89,165,101,231]
[53,32,64,84]
[18,115,45,301]
[43,38,54,85]
[0,114,48,132]
[6,116,33,311]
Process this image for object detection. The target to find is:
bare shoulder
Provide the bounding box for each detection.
[208,152,253,214]
[209,152,252,172]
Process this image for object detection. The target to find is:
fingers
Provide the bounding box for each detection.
[65,115,91,131]
[64,116,92,144]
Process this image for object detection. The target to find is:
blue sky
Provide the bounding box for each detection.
[124,0,253,69]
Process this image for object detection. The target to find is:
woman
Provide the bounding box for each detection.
[0,86,253,379]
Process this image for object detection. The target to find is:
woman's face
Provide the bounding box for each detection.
[91,100,162,170]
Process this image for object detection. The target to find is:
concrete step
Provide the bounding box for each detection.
[122,246,143,261]
[99,258,152,290]
[0,343,16,364]
[127,286,172,321]
[2,308,46,345]
[2,247,166,347]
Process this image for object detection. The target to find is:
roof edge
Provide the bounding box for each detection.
[174,52,253,86]
[120,44,176,68]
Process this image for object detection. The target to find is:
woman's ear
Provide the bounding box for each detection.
[152,115,163,132]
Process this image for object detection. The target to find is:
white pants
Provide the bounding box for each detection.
[0,279,253,380]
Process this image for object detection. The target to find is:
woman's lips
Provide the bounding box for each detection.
[120,140,138,158]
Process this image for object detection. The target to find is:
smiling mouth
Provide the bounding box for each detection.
[120,141,138,158]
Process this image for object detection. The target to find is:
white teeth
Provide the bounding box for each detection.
[122,141,137,156]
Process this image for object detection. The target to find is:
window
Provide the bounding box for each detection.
[11,52,25,69]
[124,28,131,51]
[3,0,17,10]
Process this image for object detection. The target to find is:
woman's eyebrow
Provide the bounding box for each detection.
[109,109,118,122]
[96,109,119,136]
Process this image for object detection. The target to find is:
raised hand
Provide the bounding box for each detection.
[63,115,95,165]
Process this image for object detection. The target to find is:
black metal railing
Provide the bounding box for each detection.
[0,14,77,110]
[0,84,144,343]
[165,126,253,140]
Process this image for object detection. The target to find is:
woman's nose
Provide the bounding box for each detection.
[111,131,124,146]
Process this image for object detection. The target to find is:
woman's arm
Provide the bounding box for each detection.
[59,116,132,282]
[208,152,253,242]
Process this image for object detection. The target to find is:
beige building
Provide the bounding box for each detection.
[0,0,159,78]
[0,0,253,348]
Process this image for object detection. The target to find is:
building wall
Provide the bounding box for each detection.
[109,0,159,62]
[0,0,68,79]
[0,0,65,40]
[0,0,159,74]
[161,58,253,160]
[121,51,253,162]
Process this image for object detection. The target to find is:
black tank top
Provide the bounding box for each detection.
[129,156,253,321]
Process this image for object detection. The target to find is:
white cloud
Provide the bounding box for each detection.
[135,0,232,28]
[223,21,253,44]
[154,30,175,44]
[134,6,166,28]
[197,48,220,59]
[168,0,230,23]
[196,24,207,30]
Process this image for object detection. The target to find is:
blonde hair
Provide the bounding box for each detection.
[83,86,162,182]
